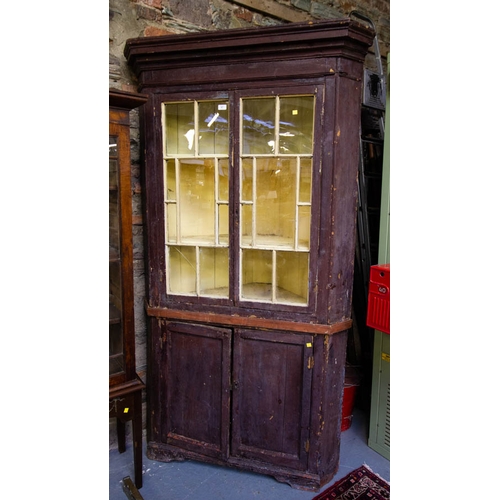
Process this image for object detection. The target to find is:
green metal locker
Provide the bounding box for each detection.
[368,330,390,459]
[368,53,390,460]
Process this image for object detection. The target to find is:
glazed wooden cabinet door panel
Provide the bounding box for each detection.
[232,329,313,470]
[109,89,147,386]
[163,322,231,460]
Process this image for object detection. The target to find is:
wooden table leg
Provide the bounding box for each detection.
[117,417,126,453]
[132,388,143,488]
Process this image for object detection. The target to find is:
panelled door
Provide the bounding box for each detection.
[163,322,231,460]
[231,328,313,470]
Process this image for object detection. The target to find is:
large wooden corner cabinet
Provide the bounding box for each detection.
[125,19,374,491]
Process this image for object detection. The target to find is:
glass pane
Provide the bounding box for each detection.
[241,158,253,202]
[168,245,196,294]
[199,247,229,297]
[255,158,295,248]
[199,101,229,155]
[109,135,118,156]
[242,98,275,154]
[179,159,215,243]
[276,252,309,304]
[110,135,119,189]
[241,204,253,246]
[109,159,118,188]
[165,102,195,155]
[218,158,229,202]
[241,249,272,301]
[166,204,177,243]
[109,189,120,256]
[109,134,123,375]
[299,158,312,203]
[279,96,314,154]
[218,204,229,245]
[165,159,176,201]
[109,322,124,375]
[109,261,122,316]
[298,206,310,250]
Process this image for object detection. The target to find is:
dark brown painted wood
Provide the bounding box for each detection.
[145,306,352,335]
[232,328,313,471]
[126,19,374,491]
[125,19,374,91]
[162,322,231,460]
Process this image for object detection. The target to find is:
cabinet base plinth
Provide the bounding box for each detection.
[146,441,335,492]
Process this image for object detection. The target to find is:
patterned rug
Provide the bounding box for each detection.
[313,465,390,499]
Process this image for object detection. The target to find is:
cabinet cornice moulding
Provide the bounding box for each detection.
[125,19,374,88]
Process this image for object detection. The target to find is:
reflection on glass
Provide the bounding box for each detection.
[279,96,314,154]
[239,96,314,306]
[168,245,197,294]
[179,159,215,243]
[163,100,230,299]
[165,103,195,155]
[109,135,118,156]
[200,247,229,296]
[199,101,229,155]
[241,249,272,301]
[276,251,309,304]
[242,98,275,154]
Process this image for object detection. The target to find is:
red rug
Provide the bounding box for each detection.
[313,465,390,499]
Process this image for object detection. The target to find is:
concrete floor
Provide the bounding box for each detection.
[109,408,389,499]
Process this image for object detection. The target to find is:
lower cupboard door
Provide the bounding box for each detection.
[164,321,231,460]
[231,328,313,470]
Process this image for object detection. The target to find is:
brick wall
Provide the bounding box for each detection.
[109,0,389,447]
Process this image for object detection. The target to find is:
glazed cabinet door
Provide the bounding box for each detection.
[109,118,135,385]
[231,328,313,470]
[163,322,231,460]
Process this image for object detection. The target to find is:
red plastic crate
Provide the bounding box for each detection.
[366,264,390,334]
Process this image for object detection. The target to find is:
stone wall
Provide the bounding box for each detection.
[109,0,389,447]
[110,0,389,92]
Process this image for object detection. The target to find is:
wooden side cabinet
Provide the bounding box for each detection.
[125,19,374,491]
[109,89,148,489]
